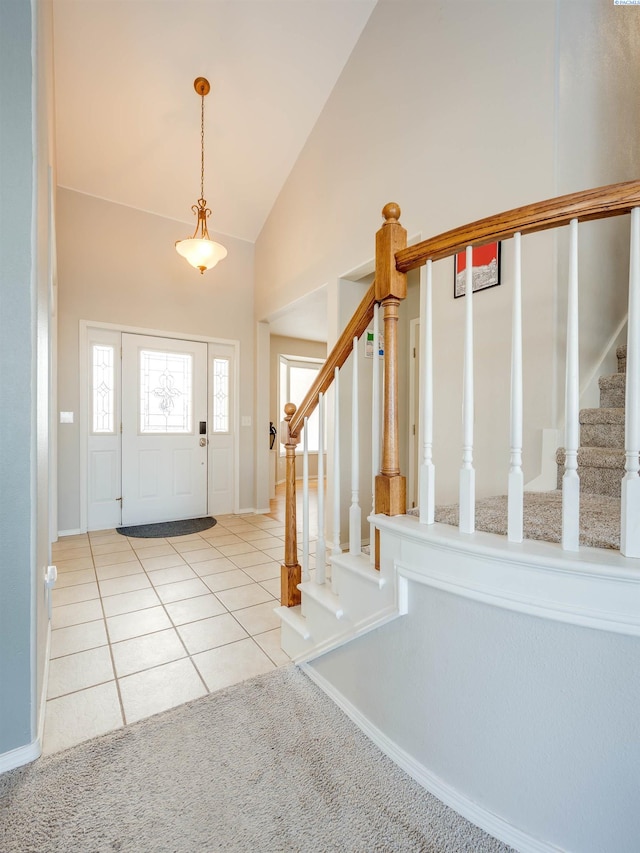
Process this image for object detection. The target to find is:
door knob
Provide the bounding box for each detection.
[199,437,208,447]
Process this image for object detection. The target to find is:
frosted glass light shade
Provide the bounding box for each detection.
[175,238,228,274]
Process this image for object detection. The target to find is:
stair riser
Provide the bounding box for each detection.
[618,354,626,374]
[300,592,350,640]
[601,386,625,408]
[332,564,394,624]
[580,423,625,448]
[556,466,622,498]
[280,621,313,660]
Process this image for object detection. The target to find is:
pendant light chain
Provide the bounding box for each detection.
[200,90,205,202]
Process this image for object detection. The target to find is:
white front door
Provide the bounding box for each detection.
[121,333,208,525]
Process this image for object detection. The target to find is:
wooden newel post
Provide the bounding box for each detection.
[375,203,407,527]
[281,402,302,606]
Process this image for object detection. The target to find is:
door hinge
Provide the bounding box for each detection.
[412,424,416,435]
[120,422,123,434]
[413,347,416,358]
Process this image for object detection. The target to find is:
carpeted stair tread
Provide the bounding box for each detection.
[556,446,626,469]
[599,373,626,408]
[579,407,625,448]
[580,407,625,424]
[617,343,627,373]
[434,491,620,550]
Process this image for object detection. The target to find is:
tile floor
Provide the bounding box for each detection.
[44,511,314,756]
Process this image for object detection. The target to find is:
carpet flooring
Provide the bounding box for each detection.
[434,489,621,550]
[1,667,513,853]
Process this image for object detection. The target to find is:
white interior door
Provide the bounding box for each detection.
[121,334,208,525]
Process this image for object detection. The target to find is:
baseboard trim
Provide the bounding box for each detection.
[58,528,82,538]
[300,664,565,853]
[0,739,42,775]
[254,507,271,515]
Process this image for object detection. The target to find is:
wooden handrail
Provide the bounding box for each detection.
[396,180,640,273]
[288,282,377,436]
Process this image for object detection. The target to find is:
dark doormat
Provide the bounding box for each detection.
[116,517,217,538]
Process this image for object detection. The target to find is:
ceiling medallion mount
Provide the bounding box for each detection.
[175,76,227,274]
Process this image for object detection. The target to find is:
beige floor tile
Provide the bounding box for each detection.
[232,601,281,636]
[250,520,283,530]
[238,529,278,542]
[101,587,160,617]
[55,558,95,575]
[106,606,173,643]
[189,556,238,577]
[245,537,282,550]
[220,522,257,534]
[52,581,100,607]
[53,535,89,550]
[229,551,275,570]
[111,627,187,677]
[42,682,123,755]
[202,569,253,593]
[55,568,97,588]
[261,546,286,561]
[47,645,114,699]
[155,577,210,604]
[91,540,134,557]
[119,658,207,724]
[88,532,123,546]
[94,550,142,568]
[241,562,280,583]
[215,583,274,612]
[95,561,144,581]
[259,578,281,599]
[52,599,104,629]
[253,628,291,667]
[165,533,202,545]
[146,564,197,586]
[99,573,152,598]
[183,547,222,564]
[215,542,257,557]
[199,532,243,546]
[172,538,214,553]
[50,620,108,658]
[51,544,92,560]
[139,553,186,572]
[164,594,226,625]
[127,537,169,549]
[177,613,248,655]
[131,543,176,559]
[193,638,275,693]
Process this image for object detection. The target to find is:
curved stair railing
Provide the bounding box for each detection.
[280,179,640,608]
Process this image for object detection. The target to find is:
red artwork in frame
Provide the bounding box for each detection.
[454,242,501,298]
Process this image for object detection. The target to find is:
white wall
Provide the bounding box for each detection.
[256,0,558,504]
[309,577,640,852]
[56,189,256,530]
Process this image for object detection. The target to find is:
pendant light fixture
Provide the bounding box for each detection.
[175,77,227,274]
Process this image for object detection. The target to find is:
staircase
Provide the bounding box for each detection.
[556,344,628,500]
[277,551,397,662]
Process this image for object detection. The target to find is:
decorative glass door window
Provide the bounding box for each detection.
[139,349,193,433]
[91,344,115,434]
[212,357,230,433]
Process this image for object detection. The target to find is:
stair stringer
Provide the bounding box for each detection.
[276,551,401,664]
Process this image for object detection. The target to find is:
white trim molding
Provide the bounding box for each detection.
[301,663,565,853]
[374,513,640,636]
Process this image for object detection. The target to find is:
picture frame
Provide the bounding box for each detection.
[454,242,501,298]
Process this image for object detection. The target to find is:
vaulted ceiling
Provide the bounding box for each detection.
[52,0,377,244]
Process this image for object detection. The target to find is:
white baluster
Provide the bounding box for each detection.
[301,417,310,582]
[332,366,341,558]
[419,260,435,524]
[316,392,327,583]
[621,207,640,557]
[349,337,361,554]
[562,218,580,551]
[459,245,475,534]
[370,303,381,564]
[508,233,524,542]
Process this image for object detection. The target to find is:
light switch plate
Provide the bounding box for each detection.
[60,411,74,424]
[241,415,252,427]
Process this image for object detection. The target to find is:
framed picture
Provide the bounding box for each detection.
[454,242,501,298]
